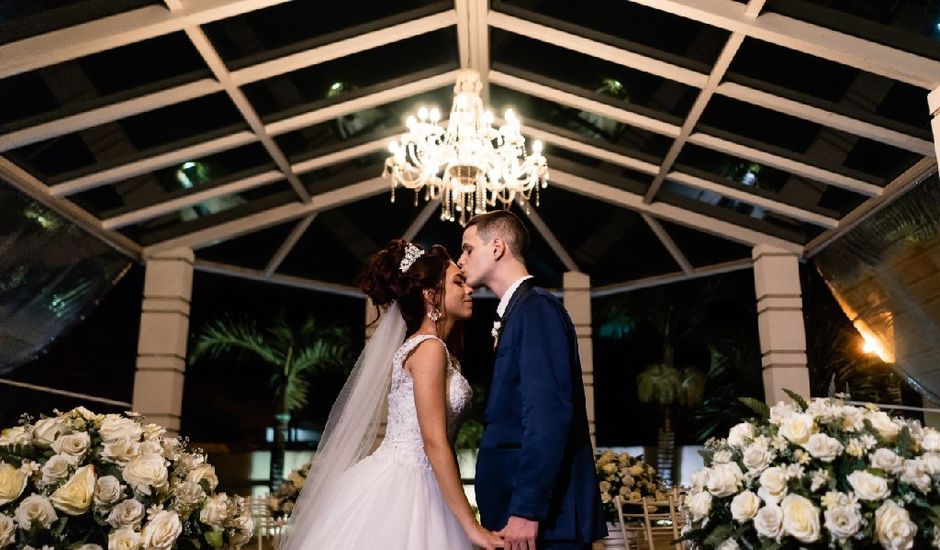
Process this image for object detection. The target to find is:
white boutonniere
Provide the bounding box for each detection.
[491,320,501,348]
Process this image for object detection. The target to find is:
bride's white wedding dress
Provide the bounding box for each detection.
[294,334,474,549]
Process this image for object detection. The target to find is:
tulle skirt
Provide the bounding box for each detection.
[288,446,473,549]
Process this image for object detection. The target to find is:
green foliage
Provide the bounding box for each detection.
[204,531,224,548]
[636,363,680,405]
[455,421,484,450]
[597,312,636,340]
[783,388,809,411]
[690,344,764,441]
[702,522,733,548]
[455,382,488,450]
[678,367,706,407]
[190,313,353,415]
[599,276,762,443]
[738,397,770,419]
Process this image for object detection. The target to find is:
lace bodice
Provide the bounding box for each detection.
[373,334,473,471]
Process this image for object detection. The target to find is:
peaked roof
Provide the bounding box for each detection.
[1,0,938,295]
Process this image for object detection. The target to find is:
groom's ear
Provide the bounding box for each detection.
[492,238,507,260]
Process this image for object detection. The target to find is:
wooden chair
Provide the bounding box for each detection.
[640,488,687,550]
[247,494,285,550]
[613,495,649,550]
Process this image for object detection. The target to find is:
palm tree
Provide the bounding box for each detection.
[189,314,352,490]
[632,312,706,485]
[599,276,762,484]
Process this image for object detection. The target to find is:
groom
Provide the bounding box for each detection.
[458,211,606,550]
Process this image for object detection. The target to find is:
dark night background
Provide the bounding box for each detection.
[2,249,916,452]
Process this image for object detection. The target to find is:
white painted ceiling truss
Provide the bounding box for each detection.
[1,0,937,298]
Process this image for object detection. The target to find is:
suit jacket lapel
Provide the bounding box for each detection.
[501,278,535,323]
[495,278,536,347]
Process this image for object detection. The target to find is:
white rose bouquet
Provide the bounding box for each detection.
[0,407,253,549]
[683,394,940,549]
[595,450,668,520]
[267,462,310,519]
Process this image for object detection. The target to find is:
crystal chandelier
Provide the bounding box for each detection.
[383,70,548,225]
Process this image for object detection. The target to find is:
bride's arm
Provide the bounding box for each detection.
[407,340,502,549]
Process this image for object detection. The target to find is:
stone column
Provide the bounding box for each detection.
[752,245,811,405]
[132,247,194,434]
[563,272,597,446]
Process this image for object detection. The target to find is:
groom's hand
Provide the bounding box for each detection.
[497,516,538,550]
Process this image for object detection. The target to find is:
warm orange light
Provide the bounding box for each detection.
[860,336,879,355]
[854,321,894,363]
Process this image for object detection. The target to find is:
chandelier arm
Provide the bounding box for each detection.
[382,69,548,225]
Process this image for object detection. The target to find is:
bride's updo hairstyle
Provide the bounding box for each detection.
[357,239,452,335]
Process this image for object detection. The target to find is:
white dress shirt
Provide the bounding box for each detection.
[496,275,534,318]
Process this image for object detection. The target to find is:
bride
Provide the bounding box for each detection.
[279,240,504,550]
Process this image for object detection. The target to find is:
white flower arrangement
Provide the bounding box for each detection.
[0,407,253,549]
[267,462,311,519]
[683,394,940,549]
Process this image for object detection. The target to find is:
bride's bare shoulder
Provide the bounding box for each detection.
[403,337,448,375]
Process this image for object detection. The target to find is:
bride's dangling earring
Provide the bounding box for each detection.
[428,308,442,322]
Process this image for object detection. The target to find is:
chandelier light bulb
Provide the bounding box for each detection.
[383,70,549,225]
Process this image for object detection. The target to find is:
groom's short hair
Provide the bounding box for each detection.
[466,210,530,261]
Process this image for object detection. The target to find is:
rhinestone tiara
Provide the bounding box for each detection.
[399,242,425,273]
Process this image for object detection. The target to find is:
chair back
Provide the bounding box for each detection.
[613,495,649,549]
[640,488,687,550]
[246,494,288,550]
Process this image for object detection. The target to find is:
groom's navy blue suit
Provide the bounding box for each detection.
[475,280,607,548]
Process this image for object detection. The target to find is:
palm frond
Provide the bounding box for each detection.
[738,397,771,419]
[291,341,349,375]
[267,315,295,350]
[636,363,680,405]
[678,368,706,407]
[282,339,351,414]
[192,313,352,414]
[274,371,310,413]
[189,318,282,366]
[597,306,637,340]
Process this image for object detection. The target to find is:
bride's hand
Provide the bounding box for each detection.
[468,523,504,549]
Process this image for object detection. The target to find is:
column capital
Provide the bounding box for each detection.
[753,251,802,299]
[145,246,194,264]
[929,87,940,117]
[752,244,801,261]
[143,248,195,301]
[562,271,591,290]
